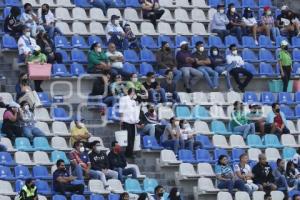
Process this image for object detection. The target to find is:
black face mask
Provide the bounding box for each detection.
[275,108,280,113]
[165,47,171,51]
[149,108,155,113]
[158,192,164,197]
[25,9,31,13]
[283,46,288,50]
[22,79,29,85]
[42,9,48,14]
[34,51,40,56]
[30,184,35,188]
[182,46,188,51]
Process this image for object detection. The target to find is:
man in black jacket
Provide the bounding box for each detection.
[107,141,137,182]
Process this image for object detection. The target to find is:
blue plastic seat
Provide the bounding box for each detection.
[5,0,21,6]
[211,120,232,135]
[125,178,143,194]
[293,49,300,62]
[175,105,192,120]
[259,0,272,7]
[243,92,258,103]
[263,134,283,148]
[123,62,137,74]
[51,150,70,165]
[14,165,31,179]
[33,165,51,179]
[283,147,296,160]
[15,179,25,193]
[71,49,87,63]
[52,64,71,77]
[280,105,296,120]
[191,36,205,48]
[140,35,158,49]
[56,49,71,63]
[0,165,15,180]
[2,34,17,49]
[175,35,189,48]
[71,194,86,200]
[278,92,293,105]
[90,194,105,200]
[126,0,141,7]
[259,35,274,48]
[52,107,72,122]
[124,50,139,63]
[260,92,274,105]
[242,36,256,48]
[208,36,224,48]
[139,62,154,76]
[143,178,158,193]
[292,62,300,76]
[192,105,211,120]
[33,137,53,151]
[70,63,86,76]
[36,180,52,195]
[259,62,275,77]
[242,48,258,62]
[225,35,240,47]
[74,0,92,7]
[232,148,245,162]
[55,36,71,49]
[242,0,257,8]
[2,7,11,21]
[295,105,300,118]
[214,148,230,161]
[259,48,275,62]
[15,137,35,151]
[108,194,120,200]
[292,37,300,48]
[247,134,264,148]
[195,149,214,163]
[195,135,213,149]
[115,0,125,7]
[87,35,107,48]
[0,152,15,166]
[178,149,197,163]
[244,62,258,76]
[37,92,52,107]
[72,35,89,49]
[53,195,67,200]
[158,35,175,49]
[143,136,163,150]
[208,0,220,7]
[226,0,241,7]
[295,92,300,104]
[140,49,156,62]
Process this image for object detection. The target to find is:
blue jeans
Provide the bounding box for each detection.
[230,26,243,42]
[180,67,203,90]
[148,88,167,104]
[44,25,62,39]
[114,167,137,182]
[23,126,45,141]
[111,67,132,79]
[233,123,255,139]
[91,0,117,15]
[218,179,246,194]
[288,178,300,190]
[197,66,219,89]
[212,29,229,41]
[271,27,281,41]
[103,96,118,107]
[108,34,124,50]
[180,139,194,151]
[276,175,288,191]
[215,63,235,90]
[143,124,156,137]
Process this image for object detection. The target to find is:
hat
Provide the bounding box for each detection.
[263,6,270,11]
[195,41,204,47]
[111,15,120,20]
[281,40,288,46]
[281,5,288,11]
[179,41,188,47]
[34,45,41,51]
[9,101,20,108]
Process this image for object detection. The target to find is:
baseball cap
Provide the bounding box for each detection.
[111,15,120,20]
[180,41,188,47]
[281,40,288,46]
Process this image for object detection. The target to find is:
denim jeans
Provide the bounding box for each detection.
[233,123,255,139]
[108,34,123,50]
[180,67,203,90]
[276,175,288,191]
[23,126,45,141]
[230,26,243,42]
[143,124,156,137]
[197,66,219,89]
[180,139,194,151]
[103,96,118,107]
[114,167,137,182]
[218,179,246,194]
[215,63,235,90]
[148,88,167,104]
[91,0,117,15]
[212,29,229,41]
[44,25,62,39]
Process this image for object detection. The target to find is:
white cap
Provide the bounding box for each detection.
[34,45,41,51]
[281,5,288,11]
[281,40,288,46]
[180,41,188,47]
[9,101,20,108]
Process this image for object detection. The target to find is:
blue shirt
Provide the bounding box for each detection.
[53,169,70,191]
[266,111,287,125]
[176,50,194,68]
[215,164,233,178]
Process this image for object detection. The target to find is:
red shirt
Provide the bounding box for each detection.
[274,114,283,129]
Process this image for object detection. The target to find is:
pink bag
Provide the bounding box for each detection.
[294,80,300,92]
[28,63,52,80]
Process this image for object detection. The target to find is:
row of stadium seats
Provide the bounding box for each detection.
[208,0,273,8]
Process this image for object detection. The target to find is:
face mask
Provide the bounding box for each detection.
[25,9,31,13]
[79,147,85,153]
[158,192,164,197]
[182,46,188,50]
[168,74,173,79]
[149,108,155,113]
[96,146,102,152]
[115,19,119,24]
[176,192,180,197]
[97,48,102,53]
[25,32,31,38]
[283,46,288,50]
[30,184,35,188]
[212,50,218,56]
[42,9,48,14]
[231,7,236,12]
[266,11,271,15]
[275,108,280,113]
[24,105,29,111]
[34,51,40,56]
[165,47,171,51]
[151,78,155,83]
[219,9,225,14]
[175,121,179,126]
[131,94,137,100]
[132,77,138,82]
[232,50,238,55]
[198,47,204,52]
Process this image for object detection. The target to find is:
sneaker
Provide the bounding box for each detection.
[255,40,258,45]
[221,71,228,76]
[229,88,234,92]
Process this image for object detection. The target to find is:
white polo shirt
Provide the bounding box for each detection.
[226,54,245,68]
[119,95,140,124]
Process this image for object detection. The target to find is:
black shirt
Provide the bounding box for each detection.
[252,163,275,184]
[107,151,127,169]
[227,12,242,29]
[143,81,158,90]
[89,151,110,171]
[4,14,17,33]
[53,169,70,191]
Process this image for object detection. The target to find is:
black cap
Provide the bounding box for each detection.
[195,41,204,47]
[217,4,225,9]
[111,15,120,20]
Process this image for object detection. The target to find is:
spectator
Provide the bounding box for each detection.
[242,8,260,45]
[4,6,23,38]
[87,42,111,74]
[179,120,201,151]
[153,185,165,200]
[276,6,299,38]
[123,23,139,50]
[108,141,137,182]
[266,103,290,136]
[90,0,117,16]
[234,153,258,195]
[227,3,243,42]
[160,70,180,103]
[292,148,300,170]
[293,194,300,200]
[278,40,292,92]
[168,187,181,200]
[231,101,255,139]
[1,101,22,141]
[193,41,218,90]
[247,104,266,135]
[36,30,62,64]
[106,42,129,78]
[138,193,151,200]
[209,46,234,91]
[143,72,166,104]
[38,4,62,39]
[70,117,91,147]
[156,41,182,82]
[18,26,38,63]
[162,117,181,154]
[176,41,202,93]
[120,192,130,200]
[139,0,164,28]
[261,6,280,42]
[18,178,37,200]
[126,73,148,102]
[273,159,288,193]
[15,73,34,101]
[110,74,126,98]
[119,88,141,158]
[215,155,246,194]
[20,3,44,37]
[226,44,253,92]
[211,4,229,41]
[27,45,47,64]
[53,159,84,195]
[105,15,125,50]
[89,141,118,190]
[252,154,277,194]
[286,160,300,190]
[19,101,45,141]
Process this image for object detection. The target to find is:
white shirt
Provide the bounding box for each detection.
[226,54,245,68]
[38,10,55,25]
[105,22,124,41]
[20,12,37,27]
[17,35,37,55]
[119,95,140,124]
[106,51,123,69]
[234,163,252,175]
[242,17,257,26]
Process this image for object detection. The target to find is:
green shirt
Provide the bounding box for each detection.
[231,111,248,128]
[126,81,144,92]
[88,50,108,70]
[279,50,292,67]
[28,53,47,63]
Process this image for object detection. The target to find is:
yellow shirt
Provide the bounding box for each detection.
[70,126,89,146]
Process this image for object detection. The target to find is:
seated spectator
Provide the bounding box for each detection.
[179,120,201,151]
[108,141,137,182]
[4,6,23,38]
[20,3,44,37]
[90,0,117,16]
[120,192,130,200]
[138,193,151,200]
[211,4,229,41]
[234,153,258,195]
[261,6,280,42]
[36,30,62,64]
[193,41,218,90]
[89,141,118,190]
[126,73,148,102]
[273,159,288,192]
[160,70,180,103]
[227,3,243,42]
[231,101,255,139]
[168,187,181,200]
[156,41,182,82]
[293,148,300,170]
[18,26,38,63]
[1,101,22,141]
[19,101,45,141]
[294,194,300,200]
[18,178,37,200]
[162,117,181,154]
[215,155,246,194]
[286,160,300,190]
[247,104,266,135]
[139,0,164,28]
[276,6,300,38]
[110,74,126,97]
[70,117,91,147]
[226,44,253,92]
[123,23,139,50]
[266,103,290,136]
[176,41,202,93]
[27,45,47,64]
[53,159,84,195]
[153,185,165,200]
[88,42,111,74]
[105,15,125,50]
[252,154,277,195]
[38,4,62,39]
[278,40,292,92]
[143,72,166,104]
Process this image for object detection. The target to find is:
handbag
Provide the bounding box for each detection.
[28,63,52,80]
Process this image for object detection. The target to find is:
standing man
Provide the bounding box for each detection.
[278,40,292,92]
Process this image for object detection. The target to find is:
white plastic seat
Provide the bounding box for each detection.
[0,137,16,152]
[192,92,212,105]
[88,137,105,146]
[230,135,248,148]
[235,191,251,200]
[0,181,16,195]
[178,92,192,105]
[22,0,38,6]
[0,93,13,104]
[174,9,192,22]
[208,8,218,20]
[107,8,122,20]
[192,22,209,35]
[90,8,108,21]
[72,22,89,35]
[157,22,175,35]
[288,120,298,134]
[72,7,90,21]
[227,91,242,104]
[194,120,212,135]
[124,8,142,22]
[271,191,285,200]
[141,22,158,35]
[51,165,57,175]
[197,178,219,192]
[197,163,215,177]
[88,179,110,194]
[281,134,299,147]
[210,105,228,119]
[227,106,234,117]
[52,121,70,136]
[33,151,52,165]
[0,195,12,200]
[125,22,140,35]
[34,108,52,122]
[126,164,146,179]
[51,137,72,151]
[262,105,272,118]
[55,0,75,7]
[253,191,266,200]
[179,163,199,178]
[107,179,125,193]
[160,9,175,22]
[175,22,192,35]
[37,196,47,200]
[192,0,210,8]
[213,135,231,149]
[35,121,53,136]
[160,150,182,165]
[296,120,300,133]
[158,106,174,120]
[55,7,72,20]
[39,0,56,7]
[176,0,193,8]
[0,108,6,121]
[159,0,177,8]
[265,148,281,161]
[248,148,262,161]
[210,92,226,105]
[55,21,73,35]
[217,192,233,200]
[191,9,208,22]
[89,21,105,35]
[15,151,33,165]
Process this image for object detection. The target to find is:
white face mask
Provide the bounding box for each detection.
[231,7,236,12]
[24,105,30,111]
[219,9,225,14]
[151,78,155,83]
[212,50,218,56]
[115,19,119,24]
[131,94,137,100]
[198,47,204,52]
[97,48,102,53]
[79,147,85,153]
[174,121,179,126]
[176,192,180,197]
[132,77,138,82]
[232,50,238,55]
[25,32,31,38]
[96,146,102,152]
